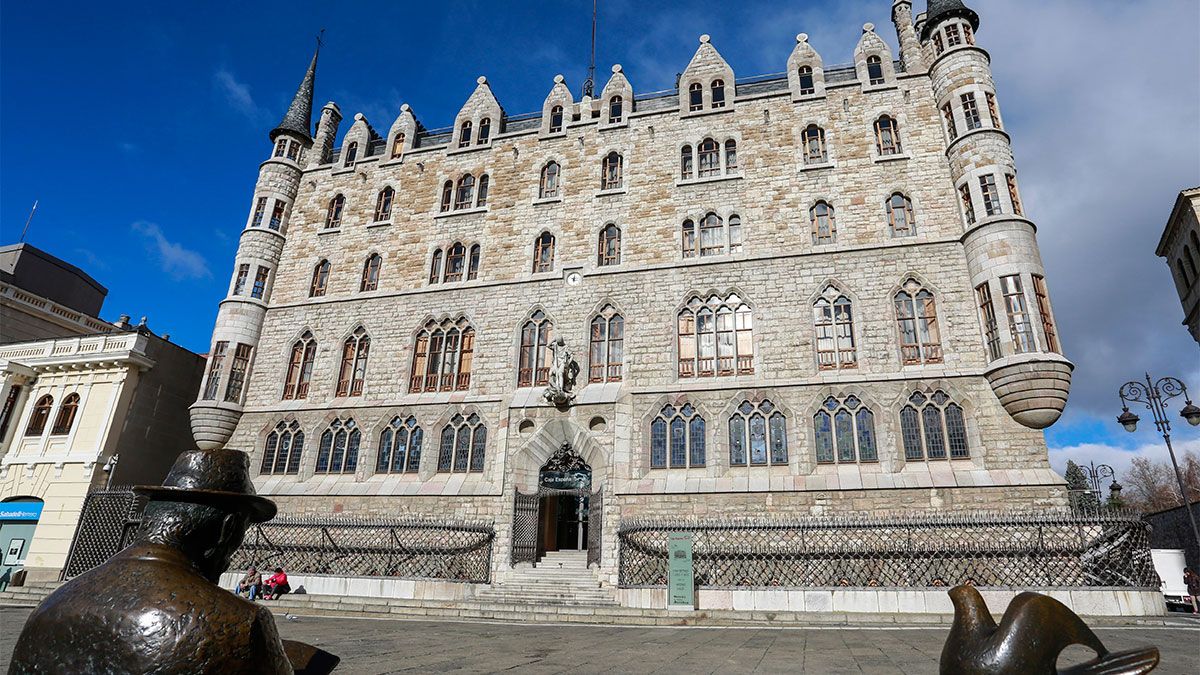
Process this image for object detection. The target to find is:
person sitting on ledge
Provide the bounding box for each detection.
[236,566,262,601]
[263,567,290,600]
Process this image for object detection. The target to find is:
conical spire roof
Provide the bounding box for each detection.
[270,47,318,142]
[922,0,979,39]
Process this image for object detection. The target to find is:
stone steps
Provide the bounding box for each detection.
[475,550,616,607]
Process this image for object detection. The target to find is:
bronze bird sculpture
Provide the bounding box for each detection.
[940,585,1159,674]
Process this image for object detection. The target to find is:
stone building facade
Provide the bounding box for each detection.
[1158,186,1200,344]
[190,0,1074,580]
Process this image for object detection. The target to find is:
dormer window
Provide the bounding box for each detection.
[867,56,885,85]
[343,142,358,167]
[688,83,703,111]
[608,96,623,123]
[458,120,472,148]
[797,66,815,96]
[391,133,405,159]
[549,106,564,133]
[274,139,287,157]
[711,79,726,108]
[478,117,491,144]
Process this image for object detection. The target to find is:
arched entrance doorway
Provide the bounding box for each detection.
[512,443,601,566]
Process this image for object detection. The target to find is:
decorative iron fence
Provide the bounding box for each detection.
[60,487,144,580]
[617,511,1159,589]
[230,516,495,583]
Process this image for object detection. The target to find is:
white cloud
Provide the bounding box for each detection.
[214,68,266,123]
[1048,437,1200,484]
[131,221,211,281]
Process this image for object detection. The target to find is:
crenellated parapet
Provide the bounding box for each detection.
[917,0,1072,429]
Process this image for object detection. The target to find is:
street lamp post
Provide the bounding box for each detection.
[1078,462,1117,504]
[1116,373,1200,557]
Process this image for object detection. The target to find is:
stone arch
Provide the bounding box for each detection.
[511,418,607,493]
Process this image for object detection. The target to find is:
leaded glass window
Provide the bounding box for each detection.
[677,293,753,378]
[650,403,705,469]
[315,418,359,474]
[899,390,970,461]
[814,285,856,370]
[729,399,787,466]
[813,395,876,463]
[378,416,422,474]
[261,420,304,475]
[894,279,943,365]
[437,412,486,473]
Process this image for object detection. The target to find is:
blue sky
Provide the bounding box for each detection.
[2,1,1198,472]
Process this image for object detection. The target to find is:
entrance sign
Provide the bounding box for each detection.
[667,531,694,610]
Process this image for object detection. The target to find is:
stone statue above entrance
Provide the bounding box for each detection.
[544,337,579,406]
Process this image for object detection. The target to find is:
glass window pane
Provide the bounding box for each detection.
[814,412,834,463]
[729,415,746,466]
[946,404,969,458]
[901,407,923,460]
[651,418,667,468]
[438,426,454,472]
[749,414,767,465]
[408,427,423,473]
[453,427,471,471]
[923,406,947,459]
[377,429,392,473]
[670,418,687,468]
[769,413,788,464]
[470,425,487,471]
[689,416,705,466]
[317,430,332,472]
[856,409,877,462]
[835,410,855,462]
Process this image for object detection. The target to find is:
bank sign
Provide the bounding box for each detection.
[667,531,694,610]
[0,502,43,521]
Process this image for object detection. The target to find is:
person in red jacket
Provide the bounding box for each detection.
[264,567,291,600]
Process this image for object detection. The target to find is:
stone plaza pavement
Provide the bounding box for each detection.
[2,607,1198,674]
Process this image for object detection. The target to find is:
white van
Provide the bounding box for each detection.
[1150,549,1189,609]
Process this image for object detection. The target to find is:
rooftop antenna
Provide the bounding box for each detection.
[19,200,38,243]
[316,27,325,53]
[582,0,597,98]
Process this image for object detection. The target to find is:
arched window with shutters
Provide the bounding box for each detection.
[608,96,623,123]
[729,399,787,467]
[51,393,80,435]
[315,417,359,474]
[429,249,443,284]
[437,412,486,473]
[540,161,560,199]
[325,194,345,229]
[518,310,554,387]
[680,146,694,179]
[549,105,564,133]
[811,200,836,244]
[309,260,329,298]
[899,390,970,461]
[532,232,555,273]
[444,243,467,283]
[698,138,720,177]
[597,224,621,267]
[440,181,453,212]
[477,117,491,144]
[378,416,423,474]
[710,79,726,108]
[468,244,481,280]
[25,395,53,436]
[283,331,317,400]
[374,186,394,222]
[874,115,902,156]
[802,125,827,165]
[814,284,857,370]
[677,292,753,378]
[260,420,304,475]
[894,279,942,365]
[886,192,915,237]
[688,82,703,111]
[650,403,705,469]
[589,304,624,383]
[455,174,475,210]
[813,395,877,464]
[343,141,358,167]
[360,254,382,292]
[458,120,472,147]
[336,327,370,397]
[410,317,475,393]
[601,152,623,190]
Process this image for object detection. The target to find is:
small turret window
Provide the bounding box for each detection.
[224,344,253,403]
[802,125,827,164]
[458,120,472,148]
[1006,174,1023,216]
[251,266,269,299]
[202,343,227,401]
[945,24,962,47]
[540,161,560,199]
[959,184,976,225]
[286,140,299,161]
[325,194,345,229]
[875,116,902,156]
[391,133,405,159]
[269,200,285,231]
[933,33,945,55]
[608,96,623,123]
[866,56,885,85]
[1032,275,1060,354]
[963,24,975,45]
[711,79,726,108]
[374,187,394,222]
[976,282,1001,361]
[688,83,703,111]
[232,264,249,296]
[343,142,358,167]
[251,197,267,227]
[310,260,329,298]
[1000,275,1037,354]
[549,106,564,133]
[961,93,982,130]
[478,117,491,144]
[986,93,1001,129]
[797,66,815,96]
[979,174,1003,216]
[601,152,623,190]
[942,103,957,141]
[274,139,287,158]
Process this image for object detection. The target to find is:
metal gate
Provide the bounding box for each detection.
[60,487,145,579]
[587,489,602,568]
[510,487,603,566]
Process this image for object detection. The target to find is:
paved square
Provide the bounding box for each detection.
[4,607,1196,673]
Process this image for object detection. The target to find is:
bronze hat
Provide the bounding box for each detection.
[134,448,277,522]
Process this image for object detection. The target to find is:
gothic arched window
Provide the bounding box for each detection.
[437,412,486,473]
[608,95,623,123]
[894,279,942,365]
[458,120,472,148]
[589,305,624,383]
[549,105,564,133]
[315,417,359,474]
[360,253,381,292]
[540,161,560,199]
[343,141,358,167]
[798,66,815,95]
[597,224,621,267]
[688,82,703,111]
[336,327,370,397]
[680,145,694,179]
[444,243,467,283]
[533,232,555,273]
[309,260,329,298]
[900,390,969,461]
[283,331,317,400]
[677,293,753,378]
[51,393,80,435]
[802,125,827,164]
[374,186,394,222]
[429,249,443,284]
[601,152,623,190]
[711,79,726,108]
[698,138,720,177]
[25,395,52,436]
[261,420,304,475]
[814,395,877,463]
[875,115,902,156]
[811,200,836,245]
[476,174,489,207]
[700,212,724,256]
[887,192,915,237]
[378,416,423,474]
[650,403,705,469]
[814,285,857,370]
[468,244,481,280]
[477,117,491,144]
[729,399,787,467]
[325,194,345,229]
[410,317,475,393]
[455,174,476,210]
[866,55,885,85]
[440,180,453,212]
[518,310,554,387]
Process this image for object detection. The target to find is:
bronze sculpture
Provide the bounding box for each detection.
[8,448,337,674]
[940,584,1159,674]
